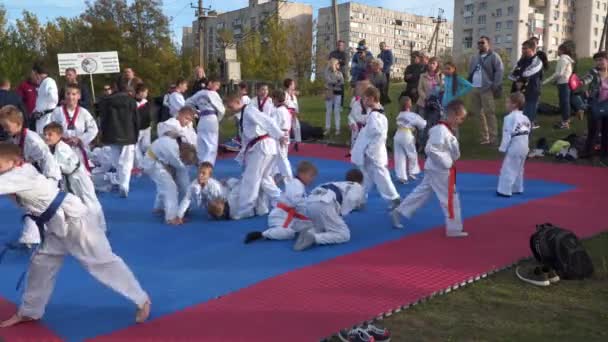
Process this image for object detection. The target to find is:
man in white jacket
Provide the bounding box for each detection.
[542,42,575,129]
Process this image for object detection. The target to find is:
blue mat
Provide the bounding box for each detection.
[0,157,573,341]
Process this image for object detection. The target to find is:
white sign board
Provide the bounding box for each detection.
[57,51,120,76]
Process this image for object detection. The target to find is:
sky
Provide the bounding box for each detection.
[2,0,455,46]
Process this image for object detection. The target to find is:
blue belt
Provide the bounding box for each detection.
[321,184,343,205]
[200,110,217,116]
[5,192,67,291]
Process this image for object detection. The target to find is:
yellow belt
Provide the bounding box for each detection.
[147,149,158,161]
[399,127,413,132]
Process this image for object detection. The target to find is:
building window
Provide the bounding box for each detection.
[553,24,559,32]
[465,4,474,12]
[595,27,599,36]
[597,1,600,9]
[465,16,473,25]
[554,37,559,45]
[507,6,514,16]
[479,2,487,11]
[478,15,486,25]
[507,48,512,55]
[496,8,502,17]
[595,41,598,48]
[496,22,502,31]
[506,33,512,43]
[506,20,513,29]
[464,37,473,49]
[495,35,502,44]
[596,14,600,22]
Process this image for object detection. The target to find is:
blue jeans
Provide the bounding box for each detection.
[524,95,540,123]
[557,83,571,122]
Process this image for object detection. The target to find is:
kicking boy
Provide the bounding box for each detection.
[271,89,294,181]
[250,83,274,116]
[244,161,318,243]
[391,100,469,237]
[0,143,150,328]
[497,92,531,197]
[293,168,366,251]
[50,84,99,172]
[176,162,229,220]
[157,106,197,146]
[43,122,107,232]
[347,79,371,147]
[185,77,225,165]
[0,105,61,183]
[393,96,427,183]
[141,136,198,225]
[227,94,284,219]
[351,86,400,209]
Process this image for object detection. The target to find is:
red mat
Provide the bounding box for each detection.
[2,144,607,342]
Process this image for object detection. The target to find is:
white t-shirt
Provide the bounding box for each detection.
[472,53,488,88]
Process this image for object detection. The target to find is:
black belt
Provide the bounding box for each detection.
[511,132,530,137]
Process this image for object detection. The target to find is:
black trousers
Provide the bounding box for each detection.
[585,114,608,157]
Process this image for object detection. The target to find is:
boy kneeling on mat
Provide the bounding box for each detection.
[0,143,150,328]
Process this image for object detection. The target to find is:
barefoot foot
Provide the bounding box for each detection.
[0,314,35,328]
[135,301,151,324]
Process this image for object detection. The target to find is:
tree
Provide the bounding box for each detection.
[288,21,313,83]
[237,29,264,80]
[217,29,235,49]
[260,18,290,82]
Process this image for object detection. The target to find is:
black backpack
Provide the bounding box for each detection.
[530,223,594,280]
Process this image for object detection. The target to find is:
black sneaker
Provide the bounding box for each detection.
[293,143,299,152]
[244,231,264,244]
[542,266,560,283]
[363,323,391,342]
[516,265,550,286]
[338,327,375,342]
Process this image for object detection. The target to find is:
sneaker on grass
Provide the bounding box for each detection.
[338,327,375,342]
[363,323,391,342]
[516,265,550,287]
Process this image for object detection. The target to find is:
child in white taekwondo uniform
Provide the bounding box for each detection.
[250,83,274,116]
[348,79,371,147]
[391,100,469,238]
[293,169,366,251]
[167,78,188,118]
[497,92,531,197]
[271,89,294,181]
[284,79,302,149]
[0,106,61,184]
[176,162,229,221]
[239,81,251,106]
[351,87,401,209]
[0,144,150,329]
[393,96,427,184]
[244,161,318,243]
[206,177,261,221]
[43,122,106,232]
[156,106,198,146]
[31,62,59,135]
[141,136,198,225]
[185,77,225,165]
[50,85,98,173]
[228,94,285,219]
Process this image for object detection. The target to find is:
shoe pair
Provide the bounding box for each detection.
[516,264,560,287]
[338,323,391,342]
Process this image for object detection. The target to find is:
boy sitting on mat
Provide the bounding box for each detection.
[391,99,469,238]
[244,160,318,244]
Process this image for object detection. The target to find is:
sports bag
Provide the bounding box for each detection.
[530,223,594,280]
[568,73,582,91]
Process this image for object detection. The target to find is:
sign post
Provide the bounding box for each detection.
[57,51,121,103]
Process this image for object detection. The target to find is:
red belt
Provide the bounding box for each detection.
[277,202,308,228]
[447,166,456,219]
[63,138,91,172]
[357,122,365,130]
[287,108,297,117]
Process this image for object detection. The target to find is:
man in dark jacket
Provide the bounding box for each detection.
[98,80,139,197]
[510,40,543,128]
[378,42,394,103]
[59,68,92,110]
[0,78,26,141]
[402,51,427,110]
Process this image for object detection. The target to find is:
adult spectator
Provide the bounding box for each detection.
[350,40,373,87]
[369,59,388,105]
[98,80,139,197]
[31,61,59,134]
[0,78,25,141]
[15,75,37,128]
[528,37,550,71]
[59,68,92,110]
[324,58,344,136]
[579,51,608,164]
[510,40,543,129]
[329,40,349,106]
[121,67,143,95]
[189,66,207,96]
[468,36,504,145]
[402,51,427,110]
[378,42,394,102]
[543,41,576,129]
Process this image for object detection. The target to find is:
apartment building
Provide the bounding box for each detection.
[186,0,313,73]
[316,2,453,79]
[454,0,607,65]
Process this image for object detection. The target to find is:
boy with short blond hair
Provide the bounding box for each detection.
[176,161,230,220]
